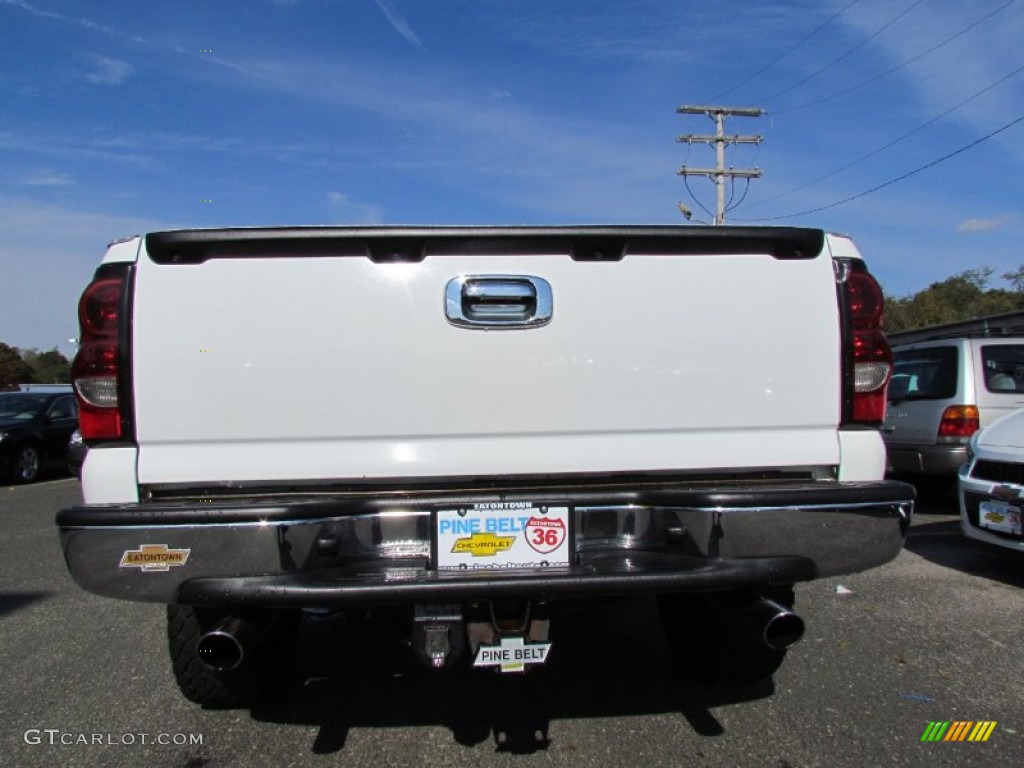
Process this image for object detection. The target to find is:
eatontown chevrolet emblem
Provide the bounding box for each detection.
[119,544,191,572]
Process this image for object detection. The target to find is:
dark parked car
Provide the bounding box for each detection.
[0,391,78,483]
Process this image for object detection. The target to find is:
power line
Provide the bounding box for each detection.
[726,177,753,213]
[707,0,860,103]
[734,113,1024,222]
[746,59,1024,209]
[774,0,1017,115]
[757,0,927,107]
[682,173,715,221]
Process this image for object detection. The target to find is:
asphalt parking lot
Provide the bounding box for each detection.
[1,477,1021,768]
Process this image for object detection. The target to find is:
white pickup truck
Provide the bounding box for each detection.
[57,225,914,706]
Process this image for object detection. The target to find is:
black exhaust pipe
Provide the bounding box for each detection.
[197,617,262,671]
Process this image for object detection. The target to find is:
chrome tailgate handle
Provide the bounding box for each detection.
[445,275,552,329]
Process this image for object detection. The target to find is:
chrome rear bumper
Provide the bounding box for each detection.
[57,481,914,605]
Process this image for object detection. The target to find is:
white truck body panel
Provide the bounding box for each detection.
[58,226,914,700]
[80,447,140,504]
[836,429,887,482]
[129,243,844,484]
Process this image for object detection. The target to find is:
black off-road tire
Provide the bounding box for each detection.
[658,586,796,685]
[167,604,298,708]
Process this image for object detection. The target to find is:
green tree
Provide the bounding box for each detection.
[1002,265,1024,293]
[884,267,1024,333]
[22,348,71,383]
[0,343,36,391]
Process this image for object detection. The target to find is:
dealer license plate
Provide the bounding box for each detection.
[979,500,1023,536]
[434,503,571,571]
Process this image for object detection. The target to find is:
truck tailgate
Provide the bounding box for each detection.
[130,228,841,484]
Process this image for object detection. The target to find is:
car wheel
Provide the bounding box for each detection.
[658,586,795,685]
[167,604,298,708]
[12,443,42,484]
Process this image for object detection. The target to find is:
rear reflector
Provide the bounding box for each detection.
[854,362,890,392]
[74,376,119,408]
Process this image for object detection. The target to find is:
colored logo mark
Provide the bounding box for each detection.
[451,532,515,557]
[119,544,191,572]
[920,721,997,742]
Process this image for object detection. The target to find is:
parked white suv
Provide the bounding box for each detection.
[959,408,1024,552]
[883,337,1024,477]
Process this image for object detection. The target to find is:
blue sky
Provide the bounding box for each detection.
[1,0,1023,354]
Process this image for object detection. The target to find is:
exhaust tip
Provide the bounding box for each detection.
[763,612,805,651]
[197,630,245,671]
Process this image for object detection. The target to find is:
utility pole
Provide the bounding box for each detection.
[677,105,764,225]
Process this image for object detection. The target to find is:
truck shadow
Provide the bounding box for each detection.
[895,476,959,515]
[247,596,775,754]
[0,591,54,620]
[904,519,1024,588]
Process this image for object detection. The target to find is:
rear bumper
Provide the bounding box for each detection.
[886,443,967,475]
[959,465,1024,553]
[57,481,914,606]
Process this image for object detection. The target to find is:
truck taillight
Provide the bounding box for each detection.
[851,328,890,421]
[72,273,126,439]
[842,264,891,424]
[937,405,979,442]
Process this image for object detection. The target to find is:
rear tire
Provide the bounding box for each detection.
[658,586,795,685]
[167,604,298,708]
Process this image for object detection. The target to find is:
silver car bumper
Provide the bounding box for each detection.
[58,481,914,605]
[959,463,1024,553]
[886,443,968,475]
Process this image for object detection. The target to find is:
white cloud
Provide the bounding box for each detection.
[488,1,801,63]
[837,0,1024,152]
[4,0,259,80]
[23,170,75,187]
[0,198,172,352]
[193,52,676,220]
[84,57,134,85]
[372,0,427,51]
[0,131,163,169]
[1,2,681,224]
[325,191,384,224]
[957,215,1015,234]
[0,197,169,257]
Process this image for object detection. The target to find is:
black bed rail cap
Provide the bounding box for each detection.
[144,225,825,264]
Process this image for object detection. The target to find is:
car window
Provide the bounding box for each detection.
[981,344,1024,393]
[0,394,49,419]
[888,347,958,401]
[49,397,77,420]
